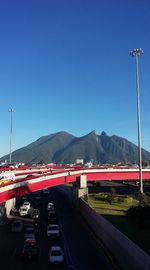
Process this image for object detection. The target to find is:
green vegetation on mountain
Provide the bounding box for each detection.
[1,130,150,164]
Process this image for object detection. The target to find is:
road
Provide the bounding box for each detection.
[0,186,115,270]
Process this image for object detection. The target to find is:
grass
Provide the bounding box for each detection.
[65,183,150,254]
[89,196,132,215]
[88,193,150,255]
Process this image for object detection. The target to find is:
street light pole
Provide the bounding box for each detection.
[8,108,16,164]
[130,48,144,200]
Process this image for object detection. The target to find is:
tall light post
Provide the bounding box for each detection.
[8,108,16,164]
[130,48,144,200]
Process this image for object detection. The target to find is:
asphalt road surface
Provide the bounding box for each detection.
[0,186,115,270]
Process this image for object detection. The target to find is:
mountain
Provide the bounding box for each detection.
[1,130,150,165]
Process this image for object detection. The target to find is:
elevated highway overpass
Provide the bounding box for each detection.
[1,166,150,270]
[0,167,150,203]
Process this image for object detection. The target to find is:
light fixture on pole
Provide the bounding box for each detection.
[8,108,16,164]
[130,48,144,199]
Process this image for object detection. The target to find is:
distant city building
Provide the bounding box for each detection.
[76,159,84,165]
[84,161,93,167]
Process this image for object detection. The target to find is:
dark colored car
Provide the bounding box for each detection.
[34,196,41,206]
[30,209,40,219]
[47,211,57,222]
[22,239,38,259]
[11,220,23,232]
[24,227,35,240]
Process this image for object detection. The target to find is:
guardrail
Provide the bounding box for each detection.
[79,198,150,270]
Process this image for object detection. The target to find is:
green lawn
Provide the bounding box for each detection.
[89,196,133,215]
[88,194,150,255]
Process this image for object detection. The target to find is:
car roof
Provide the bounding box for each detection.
[33,209,39,212]
[48,210,55,213]
[47,224,58,227]
[25,226,34,230]
[20,206,28,210]
[23,201,30,204]
[51,246,61,251]
[25,238,36,243]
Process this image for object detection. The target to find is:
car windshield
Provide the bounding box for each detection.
[49,225,58,230]
[25,245,35,250]
[24,202,29,206]
[48,212,55,216]
[26,228,34,233]
[51,250,61,256]
[21,207,27,211]
[25,242,37,248]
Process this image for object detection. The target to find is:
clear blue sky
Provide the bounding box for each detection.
[0,0,150,157]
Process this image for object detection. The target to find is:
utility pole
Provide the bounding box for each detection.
[130,48,144,203]
[8,108,16,164]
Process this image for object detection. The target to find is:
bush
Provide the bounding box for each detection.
[94,192,108,201]
[94,192,117,204]
[124,197,133,204]
[106,193,113,204]
[118,197,124,203]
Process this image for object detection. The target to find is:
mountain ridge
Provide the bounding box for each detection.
[0,131,150,165]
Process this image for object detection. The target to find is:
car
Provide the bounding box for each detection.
[31,209,40,219]
[43,188,49,194]
[11,220,23,232]
[34,196,41,206]
[48,246,64,265]
[33,219,38,227]
[21,196,28,203]
[22,202,31,211]
[22,238,38,259]
[19,206,29,216]
[47,202,54,211]
[24,226,35,239]
[24,222,33,228]
[47,210,57,222]
[47,224,60,237]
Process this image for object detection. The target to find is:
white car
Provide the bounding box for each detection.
[47,224,60,237]
[47,202,54,211]
[19,206,29,216]
[22,202,31,211]
[48,246,64,265]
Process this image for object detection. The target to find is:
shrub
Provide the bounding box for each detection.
[94,192,108,201]
[106,193,116,204]
[124,197,133,204]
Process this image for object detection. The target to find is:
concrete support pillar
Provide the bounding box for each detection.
[72,175,88,206]
[5,198,16,217]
